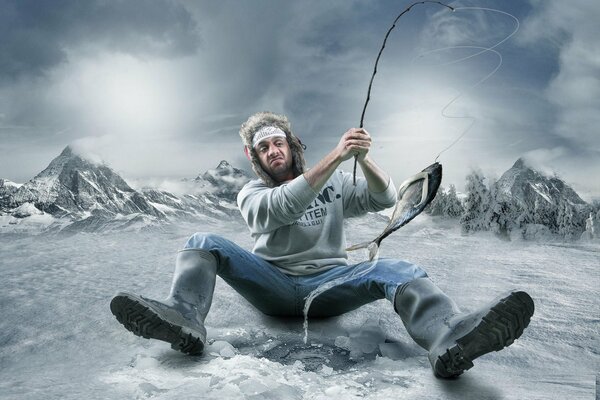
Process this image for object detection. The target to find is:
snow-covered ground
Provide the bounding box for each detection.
[0,216,598,399]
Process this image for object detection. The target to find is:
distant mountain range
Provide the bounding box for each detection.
[0,148,590,235]
[0,146,252,233]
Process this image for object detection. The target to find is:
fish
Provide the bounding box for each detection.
[346,162,443,261]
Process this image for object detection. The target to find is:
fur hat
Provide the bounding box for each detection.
[239,111,306,187]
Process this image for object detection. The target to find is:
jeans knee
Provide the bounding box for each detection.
[410,264,428,280]
[395,260,428,279]
[374,259,428,280]
[185,232,226,250]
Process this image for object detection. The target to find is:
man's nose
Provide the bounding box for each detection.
[267,144,279,156]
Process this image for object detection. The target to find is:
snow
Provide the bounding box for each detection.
[0,217,598,399]
[148,201,178,214]
[522,224,554,241]
[219,200,239,210]
[10,202,44,218]
[79,171,103,193]
[530,182,553,204]
[0,206,57,232]
[27,176,59,201]
[1,179,22,188]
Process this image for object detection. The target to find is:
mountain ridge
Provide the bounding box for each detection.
[1,150,591,235]
[0,147,251,233]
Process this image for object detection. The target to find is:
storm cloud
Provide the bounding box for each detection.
[0,0,200,82]
[1,0,599,200]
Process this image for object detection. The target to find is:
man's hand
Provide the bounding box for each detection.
[336,128,372,162]
[304,127,389,193]
[338,128,390,193]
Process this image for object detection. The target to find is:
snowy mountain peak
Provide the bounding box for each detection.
[511,157,548,177]
[35,146,80,179]
[203,160,251,178]
[217,160,232,169]
[7,146,161,219]
[512,157,526,169]
[496,158,587,209]
[60,145,74,157]
[30,145,129,192]
[194,160,252,201]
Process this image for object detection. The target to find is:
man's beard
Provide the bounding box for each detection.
[267,158,293,182]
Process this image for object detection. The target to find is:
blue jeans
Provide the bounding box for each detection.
[184,232,428,317]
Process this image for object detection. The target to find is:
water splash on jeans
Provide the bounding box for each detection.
[303,244,380,344]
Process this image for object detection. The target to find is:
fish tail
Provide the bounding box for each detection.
[367,242,380,262]
[346,241,380,262]
[345,241,372,251]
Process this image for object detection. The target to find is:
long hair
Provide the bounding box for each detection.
[239,111,306,187]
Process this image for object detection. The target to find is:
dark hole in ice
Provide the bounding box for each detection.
[259,342,376,372]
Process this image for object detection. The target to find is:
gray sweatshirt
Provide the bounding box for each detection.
[237,170,397,276]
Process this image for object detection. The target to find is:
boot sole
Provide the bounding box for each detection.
[432,291,534,378]
[110,293,205,355]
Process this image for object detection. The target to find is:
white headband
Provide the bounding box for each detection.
[252,126,287,148]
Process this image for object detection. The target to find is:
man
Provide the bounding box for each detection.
[111,111,534,378]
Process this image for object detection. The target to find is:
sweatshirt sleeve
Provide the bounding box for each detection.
[237,175,318,234]
[340,170,397,218]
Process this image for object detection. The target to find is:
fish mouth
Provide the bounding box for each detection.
[397,163,441,208]
[424,162,442,178]
[411,163,442,202]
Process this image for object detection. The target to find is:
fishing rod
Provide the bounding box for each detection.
[354,0,455,185]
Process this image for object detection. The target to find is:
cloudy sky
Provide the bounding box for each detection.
[1,0,599,199]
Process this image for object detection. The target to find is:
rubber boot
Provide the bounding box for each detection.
[110,249,217,355]
[395,278,534,378]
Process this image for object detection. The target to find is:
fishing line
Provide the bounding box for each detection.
[304,4,520,344]
[425,6,520,161]
[432,45,502,162]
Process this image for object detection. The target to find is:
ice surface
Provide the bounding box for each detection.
[0,216,598,399]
